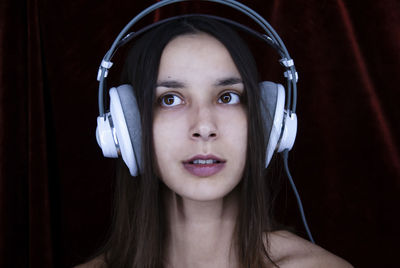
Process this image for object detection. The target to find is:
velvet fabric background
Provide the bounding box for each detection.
[1,0,399,267]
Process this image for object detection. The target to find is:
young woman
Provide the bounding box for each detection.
[78,16,352,268]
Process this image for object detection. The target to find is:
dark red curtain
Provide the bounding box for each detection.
[1,0,399,267]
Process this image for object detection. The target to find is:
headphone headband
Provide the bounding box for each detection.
[113,14,284,55]
[97,0,298,117]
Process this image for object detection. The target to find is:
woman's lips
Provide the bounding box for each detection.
[182,154,226,177]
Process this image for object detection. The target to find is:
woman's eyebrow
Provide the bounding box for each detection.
[214,77,243,87]
[156,80,186,88]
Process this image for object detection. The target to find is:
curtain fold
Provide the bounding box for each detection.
[0,1,29,267]
[1,0,53,267]
[336,0,400,176]
[26,0,53,266]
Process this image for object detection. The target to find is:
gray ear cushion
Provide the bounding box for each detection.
[259,81,278,132]
[115,84,143,173]
[259,81,279,166]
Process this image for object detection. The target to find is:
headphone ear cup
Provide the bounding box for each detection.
[96,114,119,158]
[276,110,297,153]
[259,81,285,168]
[109,84,142,176]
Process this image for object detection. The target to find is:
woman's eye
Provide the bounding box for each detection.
[218,92,241,104]
[159,94,183,107]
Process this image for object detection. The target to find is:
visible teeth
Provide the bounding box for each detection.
[193,159,217,164]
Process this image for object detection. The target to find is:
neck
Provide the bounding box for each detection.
[163,187,240,268]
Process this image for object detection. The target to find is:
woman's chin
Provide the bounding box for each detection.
[166,179,239,202]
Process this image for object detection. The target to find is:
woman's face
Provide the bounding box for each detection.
[153,33,248,201]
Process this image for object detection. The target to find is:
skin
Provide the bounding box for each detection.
[153,33,247,267]
[76,33,353,268]
[153,33,247,202]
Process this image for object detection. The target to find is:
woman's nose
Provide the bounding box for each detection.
[192,126,217,140]
[190,106,218,141]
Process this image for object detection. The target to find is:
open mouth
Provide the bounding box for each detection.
[190,159,222,164]
[183,155,226,177]
[184,154,226,165]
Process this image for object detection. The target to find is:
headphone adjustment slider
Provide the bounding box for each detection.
[280,58,294,67]
[284,70,298,82]
[97,60,114,81]
[101,60,113,69]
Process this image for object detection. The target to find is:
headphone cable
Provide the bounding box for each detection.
[281,150,315,244]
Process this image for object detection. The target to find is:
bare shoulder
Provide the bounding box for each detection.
[266,231,353,268]
[73,255,106,268]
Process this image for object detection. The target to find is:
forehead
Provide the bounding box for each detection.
[157,33,241,83]
[163,32,226,53]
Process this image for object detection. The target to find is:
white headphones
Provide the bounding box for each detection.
[96,0,298,177]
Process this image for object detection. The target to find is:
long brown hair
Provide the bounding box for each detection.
[98,16,281,267]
